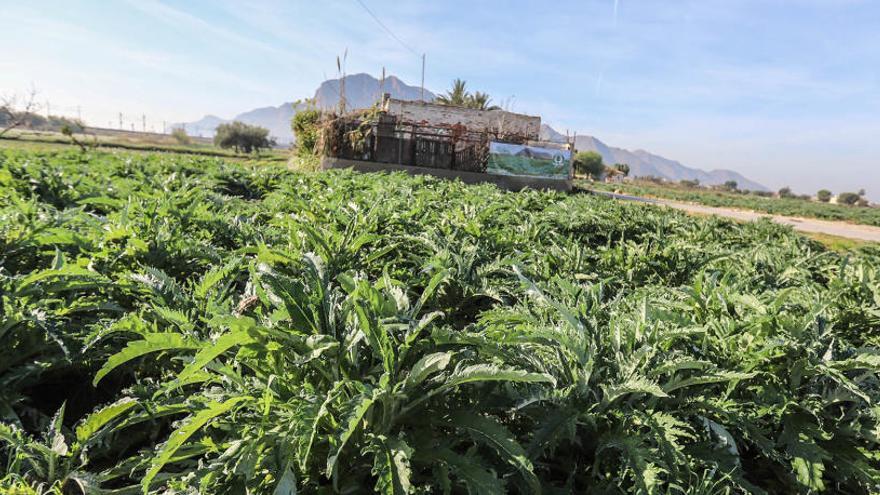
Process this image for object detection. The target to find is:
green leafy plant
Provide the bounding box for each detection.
[1,147,879,493]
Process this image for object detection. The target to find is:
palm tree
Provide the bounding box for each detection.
[468,91,500,111]
[435,79,470,106]
[436,80,502,110]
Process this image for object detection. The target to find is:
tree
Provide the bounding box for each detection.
[292,104,321,156]
[612,163,630,177]
[816,189,832,203]
[468,91,501,111]
[171,127,191,145]
[214,121,275,154]
[435,80,501,110]
[723,180,738,192]
[573,151,605,179]
[0,86,39,138]
[837,192,861,206]
[60,121,92,152]
[435,79,470,107]
[778,186,795,199]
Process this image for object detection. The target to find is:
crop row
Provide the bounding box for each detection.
[589,181,880,227]
[1,149,879,494]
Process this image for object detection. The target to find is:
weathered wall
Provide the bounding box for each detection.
[382,99,541,140]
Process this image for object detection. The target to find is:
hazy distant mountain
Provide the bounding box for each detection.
[540,124,767,191]
[175,104,300,144]
[178,115,227,137]
[177,73,434,144]
[234,102,302,143]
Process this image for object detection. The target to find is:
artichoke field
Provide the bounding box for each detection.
[1,149,879,494]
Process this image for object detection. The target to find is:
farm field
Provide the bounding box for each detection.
[2,149,880,494]
[589,180,880,227]
[1,129,289,162]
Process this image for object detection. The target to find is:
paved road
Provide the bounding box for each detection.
[591,190,880,243]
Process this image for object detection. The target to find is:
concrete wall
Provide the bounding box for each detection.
[382,99,541,140]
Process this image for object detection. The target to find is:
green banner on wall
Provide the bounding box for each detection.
[487,142,571,179]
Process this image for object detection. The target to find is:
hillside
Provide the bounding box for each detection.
[540,124,767,191]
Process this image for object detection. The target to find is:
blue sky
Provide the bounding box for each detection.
[2,0,878,197]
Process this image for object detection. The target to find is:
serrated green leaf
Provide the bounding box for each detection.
[75,397,138,443]
[93,333,199,386]
[405,351,452,389]
[142,397,246,492]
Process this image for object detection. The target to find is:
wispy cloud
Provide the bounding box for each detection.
[120,0,316,66]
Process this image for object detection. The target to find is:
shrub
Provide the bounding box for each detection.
[778,186,795,198]
[573,151,605,179]
[838,192,861,206]
[292,106,321,156]
[612,163,630,177]
[171,127,191,145]
[817,189,832,202]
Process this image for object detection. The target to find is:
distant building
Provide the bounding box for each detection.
[320,94,574,191]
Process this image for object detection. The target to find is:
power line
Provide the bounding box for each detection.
[353,0,419,57]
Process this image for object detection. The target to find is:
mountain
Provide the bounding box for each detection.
[540,124,767,191]
[178,115,228,137]
[233,102,302,143]
[177,73,434,144]
[313,73,434,111]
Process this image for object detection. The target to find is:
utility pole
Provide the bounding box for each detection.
[420,53,426,102]
[77,106,82,122]
[162,121,166,134]
[118,113,123,130]
[46,101,50,118]
[142,114,146,132]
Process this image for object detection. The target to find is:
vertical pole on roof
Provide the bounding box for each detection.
[380,67,386,106]
[420,53,426,101]
[338,49,348,115]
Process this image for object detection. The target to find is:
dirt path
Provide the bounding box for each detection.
[593,191,880,243]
